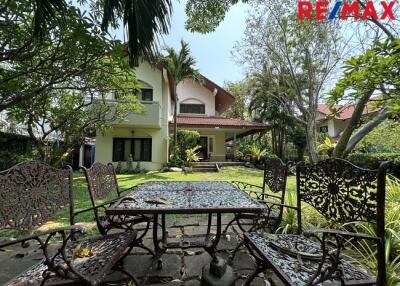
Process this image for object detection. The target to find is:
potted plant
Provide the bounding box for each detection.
[248,144,267,164]
[185,146,201,172]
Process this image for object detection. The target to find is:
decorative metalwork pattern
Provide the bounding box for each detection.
[83,162,118,200]
[297,159,380,223]
[4,231,136,286]
[114,181,264,212]
[264,158,288,193]
[0,161,71,230]
[247,232,373,286]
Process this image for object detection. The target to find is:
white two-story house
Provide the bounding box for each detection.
[94,60,268,170]
[317,103,379,139]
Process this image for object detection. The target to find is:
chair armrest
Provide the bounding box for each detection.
[119,187,135,195]
[232,181,263,190]
[263,202,298,211]
[74,198,120,216]
[0,225,85,248]
[304,228,381,242]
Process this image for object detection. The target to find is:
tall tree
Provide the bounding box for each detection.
[223,80,249,120]
[235,0,343,163]
[158,41,201,156]
[248,69,296,159]
[2,2,141,165]
[330,38,400,157]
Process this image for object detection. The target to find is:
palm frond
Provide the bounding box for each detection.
[102,0,173,66]
[33,0,67,38]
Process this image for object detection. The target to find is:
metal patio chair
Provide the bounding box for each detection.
[228,158,291,234]
[0,161,139,286]
[225,158,291,260]
[80,162,154,255]
[244,159,391,286]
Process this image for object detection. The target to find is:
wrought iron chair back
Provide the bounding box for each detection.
[295,158,390,285]
[82,162,120,202]
[0,161,73,231]
[263,157,289,196]
[0,161,140,286]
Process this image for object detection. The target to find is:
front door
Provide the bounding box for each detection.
[198,136,208,161]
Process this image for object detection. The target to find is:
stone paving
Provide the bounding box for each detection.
[0,214,283,286]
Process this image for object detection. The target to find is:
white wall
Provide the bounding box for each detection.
[95,60,170,170]
[175,79,216,116]
[327,119,347,138]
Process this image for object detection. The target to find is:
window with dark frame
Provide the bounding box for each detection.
[112,138,152,162]
[141,89,153,101]
[319,126,328,133]
[180,103,205,114]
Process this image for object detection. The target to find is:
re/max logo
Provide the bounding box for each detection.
[298,1,397,20]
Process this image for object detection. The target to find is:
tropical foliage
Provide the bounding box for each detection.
[101,0,173,66]
[159,40,202,157]
[329,39,400,158]
[1,1,141,165]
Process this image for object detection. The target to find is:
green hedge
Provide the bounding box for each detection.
[347,152,400,177]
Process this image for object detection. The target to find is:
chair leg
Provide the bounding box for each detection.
[243,262,268,286]
[229,240,245,261]
[222,216,237,235]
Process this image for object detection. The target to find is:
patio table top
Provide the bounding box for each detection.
[106,181,265,215]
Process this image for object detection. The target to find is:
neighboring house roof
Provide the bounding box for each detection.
[318,103,379,121]
[171,115,269,129]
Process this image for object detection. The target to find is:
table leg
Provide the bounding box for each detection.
[201,213,235,286]
[152,214,164,269]
[204,213,221,259]
[162,214,167,245]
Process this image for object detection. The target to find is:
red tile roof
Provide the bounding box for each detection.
[318,103,379,120]
[171,116,269,129]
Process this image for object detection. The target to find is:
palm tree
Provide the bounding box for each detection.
[101,0,173,66]
[159,40,202,156]
[27,0,172,66]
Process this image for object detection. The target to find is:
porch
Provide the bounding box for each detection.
[171,115,269,162]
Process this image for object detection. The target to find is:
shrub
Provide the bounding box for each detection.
[169,129,200,164]
[356,120,400,153]
[347,152,400,178]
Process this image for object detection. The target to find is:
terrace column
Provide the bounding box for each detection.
[233,133,237,161]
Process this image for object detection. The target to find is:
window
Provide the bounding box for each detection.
[113,138,152,162]
[319,126,328,133]
[141,89,153,101]
[180,103,205,114]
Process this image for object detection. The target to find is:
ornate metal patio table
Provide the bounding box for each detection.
[106,181,265,285]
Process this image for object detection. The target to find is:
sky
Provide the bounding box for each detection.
[113,0,250,86]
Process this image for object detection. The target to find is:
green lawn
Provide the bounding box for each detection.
[53,166,295,229]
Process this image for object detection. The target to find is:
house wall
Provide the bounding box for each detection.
[328,119,347,138]
[95,60,169,170]
[96,127,168,170]
[175,79,216,116]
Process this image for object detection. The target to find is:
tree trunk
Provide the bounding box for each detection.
[173,88,178,153]
[342,107,389,157]
[333,89,374,158]
[306,119,318,163]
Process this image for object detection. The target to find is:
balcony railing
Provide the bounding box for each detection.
[114,101,162,128]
